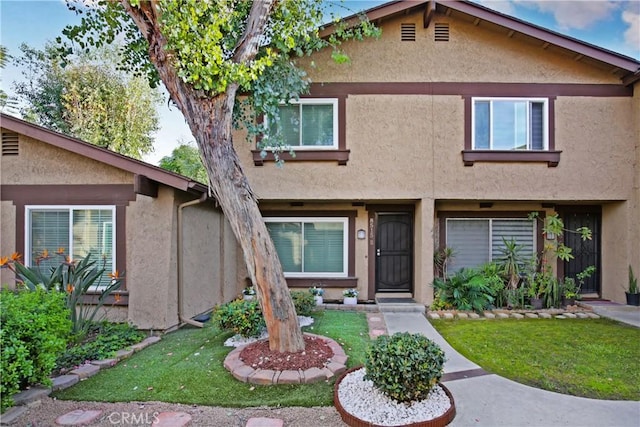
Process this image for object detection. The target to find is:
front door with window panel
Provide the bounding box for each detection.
[561,210,601,295]
[375,213,413,293]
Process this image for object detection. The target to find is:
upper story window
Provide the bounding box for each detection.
[270,98,338,150]
[26,206,116,288]
[253,96,349,166]
[472,98,548,151]
[463,96,560,167]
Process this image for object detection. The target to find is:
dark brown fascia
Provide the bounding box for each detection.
[0,113,208,196]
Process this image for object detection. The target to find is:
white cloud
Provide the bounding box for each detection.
[475,1,517,15]
[516,0,620,31]
[622,8,640,53]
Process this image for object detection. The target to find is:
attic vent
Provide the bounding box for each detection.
[1,132,19,156]
[434,23,450,42]
[401,23,416,41]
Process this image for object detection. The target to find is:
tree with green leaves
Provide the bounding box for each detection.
[13,43,161,159]
[60,0,378,352]
[0,46,18,113]
[159,141,207,183]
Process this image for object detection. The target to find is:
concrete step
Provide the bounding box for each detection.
[375,298,425,313]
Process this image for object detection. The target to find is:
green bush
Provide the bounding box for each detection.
[213,299,265,338]
[0,289,71,413]
[364,332,445,403]
[432,268,495,313]
[290,291,315,317]
[13,252,123,340]
[55,322,145,370]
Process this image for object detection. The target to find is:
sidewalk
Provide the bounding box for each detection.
[579,300,640,328]
[384,312,640,427]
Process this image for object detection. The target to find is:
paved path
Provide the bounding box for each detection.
[384,312,640,427]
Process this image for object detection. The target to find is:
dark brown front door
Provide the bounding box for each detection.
[561,208,601,295]
[375,212,413,293]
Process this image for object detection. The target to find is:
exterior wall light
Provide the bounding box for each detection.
[357,229,366,240]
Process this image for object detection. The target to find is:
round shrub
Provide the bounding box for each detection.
[364,332,446,403]
[290,291,315,317]
[0,289,71,413]
[213,299,265,338]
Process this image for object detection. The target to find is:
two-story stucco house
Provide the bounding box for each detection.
[234,0,640,305]
[1,0,638,328]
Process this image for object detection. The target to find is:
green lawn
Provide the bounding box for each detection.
[54,310,369,407]
[432,318,640,400]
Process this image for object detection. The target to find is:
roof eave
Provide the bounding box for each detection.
[0,113,209,197]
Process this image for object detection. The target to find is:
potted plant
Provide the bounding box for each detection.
[625,265,639,306]
[242,285,256,300]
[309,285,325,305]
[561,277,579,306]
[342,288,358,305]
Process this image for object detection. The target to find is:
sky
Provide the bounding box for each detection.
[1,0,639,165]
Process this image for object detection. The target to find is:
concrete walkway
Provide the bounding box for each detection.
[580,301,640,328]
[384,312,640,427]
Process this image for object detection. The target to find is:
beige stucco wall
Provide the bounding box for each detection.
[302,13,619,85]
[0,201,16,286]
[1,135,131,185]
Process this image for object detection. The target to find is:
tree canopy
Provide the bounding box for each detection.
[159,141,207,183]
[59,0,378,352]
[14,43,161,159]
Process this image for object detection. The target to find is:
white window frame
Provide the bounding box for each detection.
[264,216,348,278]
[265,98,339,150]
[471,97,549,151]
[445,217,536,270]
[25,205,117,278]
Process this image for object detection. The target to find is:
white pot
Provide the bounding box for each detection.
[343,296,357,305]
[243,294,254,301]
[314,295,323,306]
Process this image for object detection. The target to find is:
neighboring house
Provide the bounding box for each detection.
[0,113,242,331]
[234,0,640,305]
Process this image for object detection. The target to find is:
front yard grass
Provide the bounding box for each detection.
[54,310,369,407]
[432,318,640,401]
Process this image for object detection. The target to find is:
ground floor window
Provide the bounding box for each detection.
[446,218,535,272]
[26,206,116,284]
[264,217,348,277]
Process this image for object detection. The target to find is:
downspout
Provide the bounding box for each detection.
[177,193,208,328]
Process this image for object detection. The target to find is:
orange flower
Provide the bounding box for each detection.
[9,252,21,262]
[108,271,121,280]
[41,249,50,259]
[0,257,9,267]
[66,284,74,294]
[65,256,74,264]
[56,247,65,255]
[114,293,121,303]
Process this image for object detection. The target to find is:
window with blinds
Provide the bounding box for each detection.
[265,217,347,277]
[27,206,116,286]
[446,218,535,272]
[472,98,548,150]
[267,99,338,150]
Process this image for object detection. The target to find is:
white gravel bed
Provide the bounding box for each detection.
[337,368,451,426]
[224,316,314,347]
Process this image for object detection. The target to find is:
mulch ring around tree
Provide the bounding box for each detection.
[223,333,348,385]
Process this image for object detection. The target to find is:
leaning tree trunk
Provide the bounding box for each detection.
[122,0,304,352]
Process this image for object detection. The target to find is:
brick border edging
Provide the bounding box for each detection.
[1,336,162,426]
[427,310,600,320]
[223,332,348,385]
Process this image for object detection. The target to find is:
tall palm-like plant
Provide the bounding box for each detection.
[497,238,526,290]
